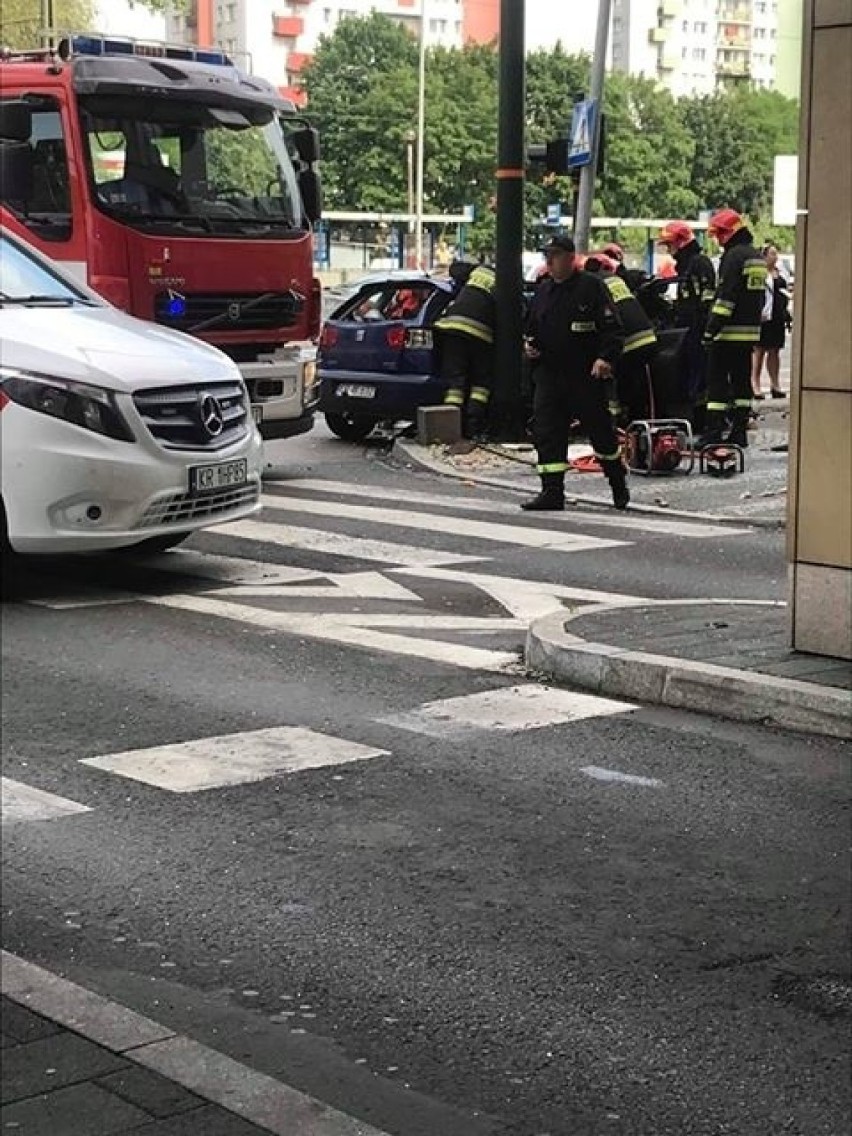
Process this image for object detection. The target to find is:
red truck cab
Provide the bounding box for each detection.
[0,34,323,440]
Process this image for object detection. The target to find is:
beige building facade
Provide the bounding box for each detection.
[787,0,852,659]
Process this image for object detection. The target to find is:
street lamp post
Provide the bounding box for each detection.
[414,0,427,268]
[405,129,416,266]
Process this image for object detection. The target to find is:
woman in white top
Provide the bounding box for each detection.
[751,244,793,399]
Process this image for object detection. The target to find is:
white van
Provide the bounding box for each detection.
[0,229,262,555]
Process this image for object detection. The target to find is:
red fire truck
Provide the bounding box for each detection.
[0,34,322,441]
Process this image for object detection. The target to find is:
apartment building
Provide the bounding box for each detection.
[164,1,499,102]
[611,0,801,97]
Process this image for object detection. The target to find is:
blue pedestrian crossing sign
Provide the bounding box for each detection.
[568,98,597,169]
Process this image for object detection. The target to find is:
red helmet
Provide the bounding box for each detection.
[657,221,694,252]
[585,252,619,275]
[601,242,624,262]
[707,208,745,247]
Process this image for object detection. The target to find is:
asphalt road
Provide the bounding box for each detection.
[2,423,849,1136]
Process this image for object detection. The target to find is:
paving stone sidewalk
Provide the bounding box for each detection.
[0,996,268,1136]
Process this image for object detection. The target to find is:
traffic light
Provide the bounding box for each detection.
[527,139,571,176]
[526,116,606,179]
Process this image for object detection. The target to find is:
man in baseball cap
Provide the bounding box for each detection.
[540,234,576,255]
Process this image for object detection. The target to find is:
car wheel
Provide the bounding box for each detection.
[325,412,378,442]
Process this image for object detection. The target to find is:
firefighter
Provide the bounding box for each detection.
[702,209,766,447]
[657,220,716,419]
[433,263,496,438]
[586,252,658,424]
[523,235,629,511]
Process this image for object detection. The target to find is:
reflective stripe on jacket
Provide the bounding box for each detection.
[705,230,766,344]
[602,274,658,356]
[434,266,496,344]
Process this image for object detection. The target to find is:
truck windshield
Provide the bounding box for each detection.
[80,101,304,235]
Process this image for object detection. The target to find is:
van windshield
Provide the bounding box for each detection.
[0,232,93,305]
[80,100,305,236]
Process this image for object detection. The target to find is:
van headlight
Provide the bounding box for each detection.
[0,370,135,442]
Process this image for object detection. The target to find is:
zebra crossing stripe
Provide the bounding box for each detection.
[80,727,389,793]
[261,495,625,553]
[380,683,636,736]
[1,777,92,824]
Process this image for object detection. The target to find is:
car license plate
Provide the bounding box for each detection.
[251,405,263,425]
[337,383,376,399]
[190,458,248,494]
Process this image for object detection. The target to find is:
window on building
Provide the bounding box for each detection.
[693,47,706,60]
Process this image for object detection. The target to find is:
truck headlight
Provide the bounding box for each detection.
[0,370,135,442]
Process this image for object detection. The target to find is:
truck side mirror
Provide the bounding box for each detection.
[0,141,34,202]
[298,168,322,224]
[0,100,33,143]
[292,126,320,166]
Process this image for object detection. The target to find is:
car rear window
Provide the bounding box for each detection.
[338,282,438,323]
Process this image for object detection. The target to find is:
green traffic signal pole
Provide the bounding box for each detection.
[491,0,527,442]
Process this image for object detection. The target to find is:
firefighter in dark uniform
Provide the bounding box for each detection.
[657,220,716,420]
[434,263,496,438]
[523,235,629,511]
[702,209,766,447]
[586,252,658,424]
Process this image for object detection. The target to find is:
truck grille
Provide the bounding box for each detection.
[154,291,303,332]
[133,381,249,451]
[135,481,261,527]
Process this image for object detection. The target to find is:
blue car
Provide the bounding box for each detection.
[318,274,456,441]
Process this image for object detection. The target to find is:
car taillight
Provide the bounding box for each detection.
[386,325,406,350]
[320,325,339,349]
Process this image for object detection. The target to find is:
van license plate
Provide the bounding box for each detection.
[190,459,248,493]
[338,383,376,399]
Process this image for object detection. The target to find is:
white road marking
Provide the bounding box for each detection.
[381,683,636,736]
[215,519,487,567]
[581,765,662,787]
[206,570,424,603]
[145,593,519,671]
[26,592,141,610]
[275,480,752,538]
[393,565,646,620]
[80,727,389,793]
[1,778,92,824]
[261,495,626,553]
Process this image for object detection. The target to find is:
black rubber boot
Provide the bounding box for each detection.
[697,409,727,448]
[727,407,750,448]
[521,472,565,511]
[603,461,630,510]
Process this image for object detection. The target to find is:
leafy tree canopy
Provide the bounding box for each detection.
[295,13,800,249]
[0,0,95,48]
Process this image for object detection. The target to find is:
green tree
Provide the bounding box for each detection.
[600,72,698,218]
[0,0,95,48]
[681,88,798,220]
[301,14,418,210]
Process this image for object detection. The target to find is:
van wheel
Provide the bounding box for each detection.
[129,533,192,555]
[325,412,378,443]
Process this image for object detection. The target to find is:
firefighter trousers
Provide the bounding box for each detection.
[439,331,493,435]
[705,341,753,443]
[531,364,623,475]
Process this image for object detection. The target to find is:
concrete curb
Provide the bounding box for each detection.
[0,951,390,1136]
[525,602,851,741]
[394,440,786,529]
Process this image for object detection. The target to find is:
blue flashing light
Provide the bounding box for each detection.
[61,34,231,68]
[165,294,187,319]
